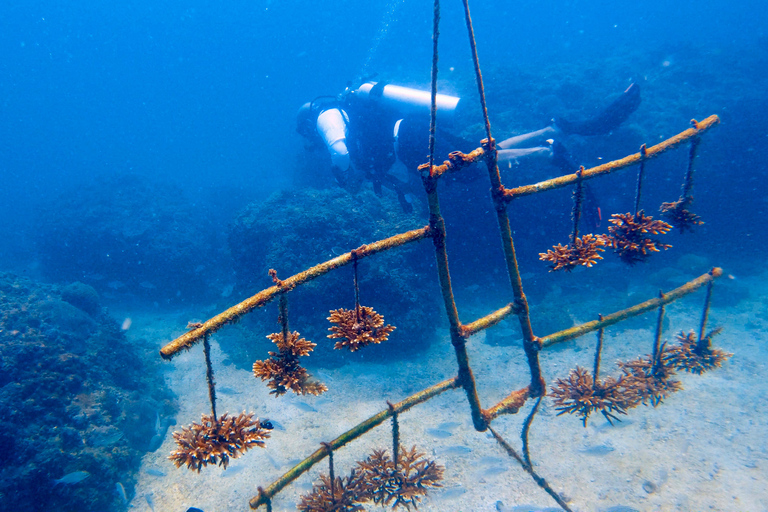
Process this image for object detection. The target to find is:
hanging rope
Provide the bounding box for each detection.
[634,144,648,214]
[697,279,714,346]
[461,0,492,144]
[570,167,585,245]
[427,0,440,172]
[593,315,605,381]
[203,334,217,422]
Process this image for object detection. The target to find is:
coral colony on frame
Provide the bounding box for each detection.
[328,306,396,351]
[665,328,732,375]
[169,412,271,472]
[605,211,672,265]
[660,196,704,233]
[298,446,444,512]
[539,233,608,272]
[252,330,328,396]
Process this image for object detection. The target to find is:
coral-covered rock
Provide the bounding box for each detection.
[61,281,101,317]
[0,273,176,512]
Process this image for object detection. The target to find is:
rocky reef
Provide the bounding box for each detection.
[0,273,176,512]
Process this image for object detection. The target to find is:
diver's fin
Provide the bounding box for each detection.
[556,83,641,136]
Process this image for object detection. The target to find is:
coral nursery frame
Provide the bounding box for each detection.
[159,1,724,510]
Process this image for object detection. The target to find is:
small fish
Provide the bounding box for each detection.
[90,430,123,447]
[481,465,507,476]
[53,471,90,486]
[115,482,128,504]
[579,443,615,456]
[437,486,466,500]
[265,452,282,469]
[434,445,472,456]
[145,468,166,477]
[145,493,156,512]
[218,386,241,395]
[221,465,245,477]
[265,419,285,431]
[293,401,317,412]
[425,428,452,439]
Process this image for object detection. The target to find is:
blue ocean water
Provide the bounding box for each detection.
[1,0,766,511]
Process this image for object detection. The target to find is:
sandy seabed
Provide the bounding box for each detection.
[125,270,767,512]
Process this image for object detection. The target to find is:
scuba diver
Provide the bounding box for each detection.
[296,81,641,218]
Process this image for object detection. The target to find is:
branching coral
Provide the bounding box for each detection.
[660,196,703,233]
[169,412,270,472]
[298,472,367,512]
[253,330,327,396]
[665,328,732,374]
[356,446,444,510]
[549,367,635,426]
[539,234,607,272]
[618,345,681,407]
[328,306,396,352]
[605,211,672,265]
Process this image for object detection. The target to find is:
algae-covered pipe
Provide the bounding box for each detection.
[503,115,720,200]
[160,225,431,359]
[540,268,723,348]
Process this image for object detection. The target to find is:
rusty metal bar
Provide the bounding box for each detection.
[421,172,488,432]
[503,115,720,200]
[160,226,431,359]
[249,376,459,509]
[462,302,518,338]
[540,267,723,348]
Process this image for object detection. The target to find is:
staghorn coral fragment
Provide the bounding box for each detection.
[169,412,269,472]
[617,345,681,407]
[356,446,444,510]
[660,196,703,233]
[605,210,672,265]
[298,472,367,512]
[328,306,396,352]
[253,330,327,396]
[550,366,634,426]
[664,329,731,374]
[539,234,607,272]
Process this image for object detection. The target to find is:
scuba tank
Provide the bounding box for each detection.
[297,100,351,173]
[353,82,460,122]
[315,108,350,173]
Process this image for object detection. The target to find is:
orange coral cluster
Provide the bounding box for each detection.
[328,306,396,351]
[605,211,672,265]
[253,330,327,396]
[169,412,270,472]
[356,446,444,509]
[660,196,703,233]
[298,446,443,511]
[297,473,367,512]
[617,345,682,407]
[550,367,634,426]
[665,329,732,374]
[539,234,607,272]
